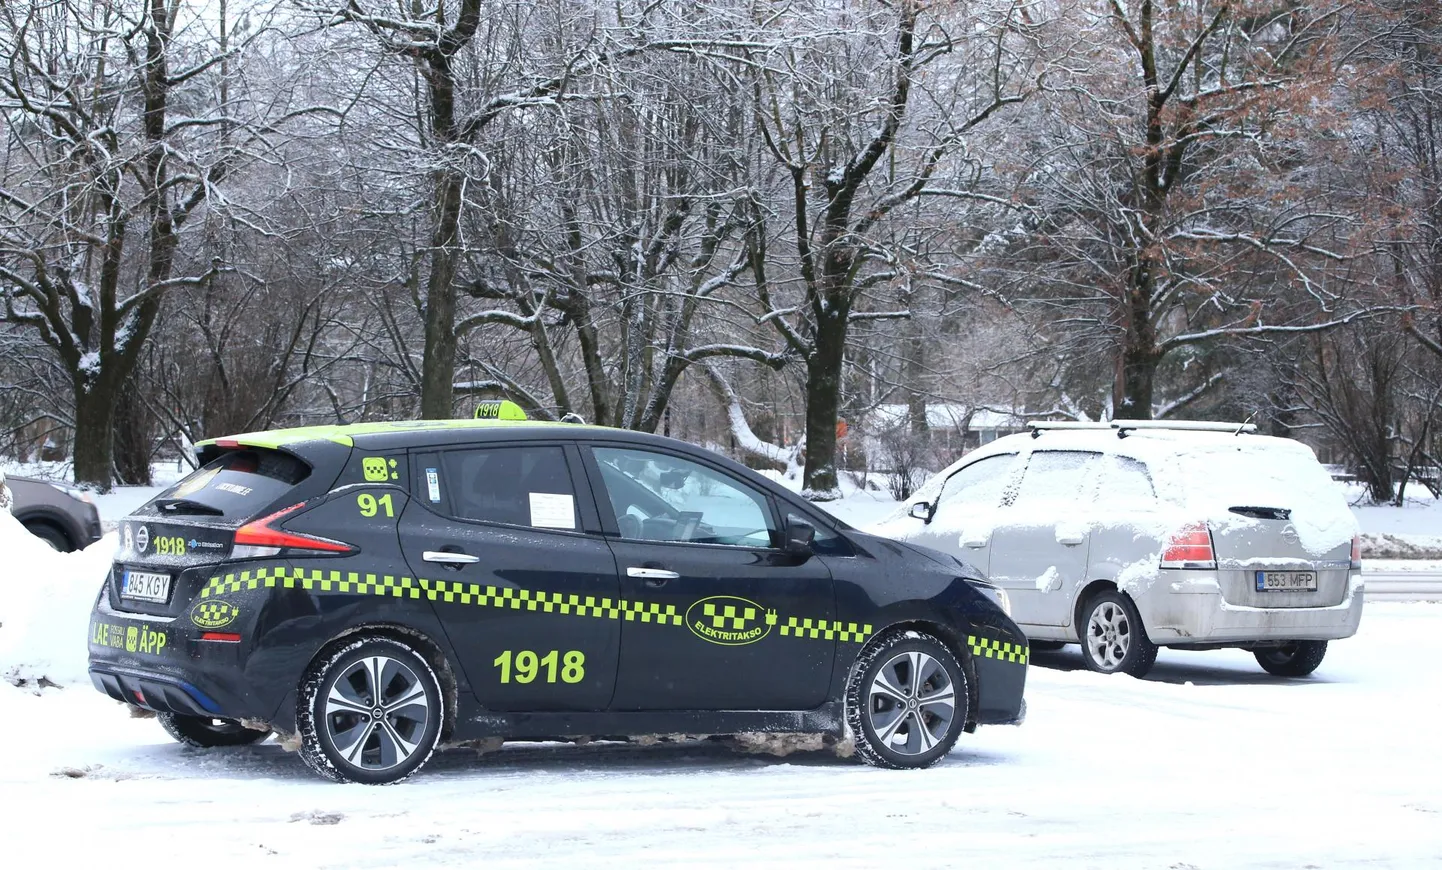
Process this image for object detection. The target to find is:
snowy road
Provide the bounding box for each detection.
[3,603,1440,869]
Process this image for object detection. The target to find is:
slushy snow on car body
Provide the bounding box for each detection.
[873,420,1363,677]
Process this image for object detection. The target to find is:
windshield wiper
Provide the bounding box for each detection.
[154,498,224,516]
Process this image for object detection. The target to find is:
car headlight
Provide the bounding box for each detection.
[51,482,95,504]
[968,579,1012,616]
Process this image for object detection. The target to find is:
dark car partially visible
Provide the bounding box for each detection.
[3,472,103,551]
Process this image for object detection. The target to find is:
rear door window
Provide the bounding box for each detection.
[439,445,579,530]
[150,449,309,523]
[1094,455,1156,507]
[1009,451,1100,507]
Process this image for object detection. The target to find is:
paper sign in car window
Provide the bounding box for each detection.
[529,492,576,529]
[426,468,441,503]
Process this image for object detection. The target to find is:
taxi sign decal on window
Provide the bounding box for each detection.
[474,400,527,421]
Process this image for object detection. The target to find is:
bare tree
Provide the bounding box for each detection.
[746,0,1033,498]
[990,0,1391,422]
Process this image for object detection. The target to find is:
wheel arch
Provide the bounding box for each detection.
[1072,579,1133,642]
[16,511,77,550]
[307,622,460,741]
[857,619,981,733]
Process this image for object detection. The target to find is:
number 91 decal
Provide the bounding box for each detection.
[357,492,396,518]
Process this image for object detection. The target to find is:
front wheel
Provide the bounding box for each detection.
[23,521,72,552]
[297,636,444,785]
[1079,590,1158,678]
[846,632,970,770]
[1254,641,1328,677]
[158,712,270,748]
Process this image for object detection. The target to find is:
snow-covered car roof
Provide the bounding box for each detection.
[901,426,1356,556]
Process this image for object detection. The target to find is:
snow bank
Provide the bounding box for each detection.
[0,511,115,686]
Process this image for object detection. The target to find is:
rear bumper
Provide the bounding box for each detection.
[1141,572,1364,644]
[87,599,274,722]
[90,667,226,716]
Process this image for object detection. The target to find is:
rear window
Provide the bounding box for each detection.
[1157,440,1356,554]
[150,449,310,522]
[1164,444,1335,509]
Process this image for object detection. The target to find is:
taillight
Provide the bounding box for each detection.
[1160,522,1216,569]
[200,632,242,643]
[1351,535,1361,570]
[232,503,353,557]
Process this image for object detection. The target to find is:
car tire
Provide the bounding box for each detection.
[23,520,73,552]
[157,712,270,748]
[297,635,444,785]
[846,631,970,770]
[1253,641,1328,677]
[1079,590,1158,678]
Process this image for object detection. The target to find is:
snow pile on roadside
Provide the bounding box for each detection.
[0,511,114,686]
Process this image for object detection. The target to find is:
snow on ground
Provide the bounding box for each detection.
[1,605,1438,868]
[0,512,113,685]
[2,469,1441,867]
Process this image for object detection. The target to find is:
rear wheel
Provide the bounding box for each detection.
[846,631,969,770]
[158,712,269,748]
[1253,641,1328,677]
[1079,590,1158,678]
[298,636,443,785]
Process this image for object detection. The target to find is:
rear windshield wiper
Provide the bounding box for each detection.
[1228,505,1291,521]
[154,498,224,516]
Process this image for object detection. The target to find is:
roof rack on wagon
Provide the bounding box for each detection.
[1027,420,1257,438]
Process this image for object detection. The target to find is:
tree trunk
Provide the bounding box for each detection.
[420,171,462,419]
[73,383,116,492]
[1115,339,1158,420]
[905,322,928,438]
[1115,265,1160,419]
[113,374,153,486]
[803,305,848,498]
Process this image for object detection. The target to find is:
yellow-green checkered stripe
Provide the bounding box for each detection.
[968,634,1029,665]
[198,566,878,643]
[779,616,872,644]
[201,566,424,599]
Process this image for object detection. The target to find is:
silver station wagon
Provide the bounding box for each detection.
[873,421,1363,678]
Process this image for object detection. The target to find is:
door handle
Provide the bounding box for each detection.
[961,535,989,549]
[627,567,680,581]
[423,551,480,565]
[1056,533,1086,546]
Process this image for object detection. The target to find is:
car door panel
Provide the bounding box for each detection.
[583,445,836,712]
[905,453,1020,577]
[397,445,620,713]
[987,450,1100,629]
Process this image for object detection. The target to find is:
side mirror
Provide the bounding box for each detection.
[784,518,816,556]
[908,501,934,522]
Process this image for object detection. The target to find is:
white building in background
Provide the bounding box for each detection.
[857,402,1026,470]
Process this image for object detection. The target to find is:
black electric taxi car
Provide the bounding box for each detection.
[88,402,1028,784]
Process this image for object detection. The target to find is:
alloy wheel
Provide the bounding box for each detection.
[1087,600,1133,671]
[866,650,958,756]
[323,655,432,771]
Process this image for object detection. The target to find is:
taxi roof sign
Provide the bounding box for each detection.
[475,399,528,421]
